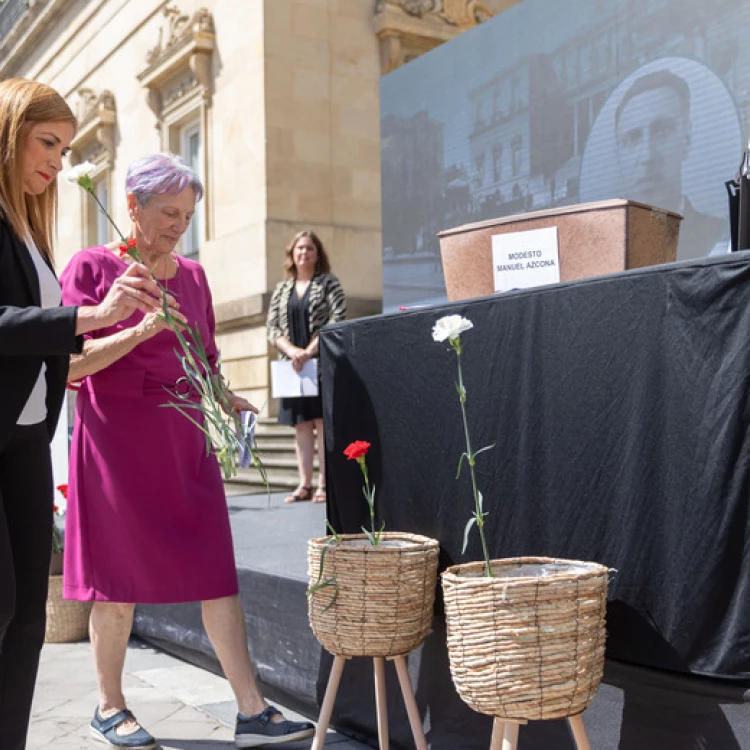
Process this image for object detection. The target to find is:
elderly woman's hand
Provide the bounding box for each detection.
[224,391,259,415]
[94,263,181,327]
[135,310,186,341]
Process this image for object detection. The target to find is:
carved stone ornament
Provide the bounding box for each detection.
[401,0,435,15]
[374,0,491,22]
[138,4,215,119]
[70,88,116,169]
[373,0,494,74]
[145,4,192,66]
[439,0,493,25]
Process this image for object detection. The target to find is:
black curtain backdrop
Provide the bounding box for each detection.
[320,252,750,681]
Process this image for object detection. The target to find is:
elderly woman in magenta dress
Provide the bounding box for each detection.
[60,154,313,750]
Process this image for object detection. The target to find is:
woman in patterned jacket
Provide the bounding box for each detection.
[266,230,346,503]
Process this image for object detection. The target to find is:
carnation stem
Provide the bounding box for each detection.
[362,462,377,539]
[368,487,376,538]
[85,187,134,255]
[455,345,493,577]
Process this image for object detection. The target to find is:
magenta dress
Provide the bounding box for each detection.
[59,247,238,603]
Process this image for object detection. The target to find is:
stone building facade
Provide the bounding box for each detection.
[0,0,516,430]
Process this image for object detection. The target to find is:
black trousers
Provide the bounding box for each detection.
[0,422,53,750]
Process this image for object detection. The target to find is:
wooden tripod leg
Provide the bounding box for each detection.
[311,655,346,750]
[392,656,428,750]
[568,714,591,750]
[373,657,389,750]
[490,718,505,750]
[502,721,520,750]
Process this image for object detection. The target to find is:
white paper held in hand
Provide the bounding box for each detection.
[270,359,319,399]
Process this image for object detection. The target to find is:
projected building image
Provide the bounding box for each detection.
[381,0,746,310]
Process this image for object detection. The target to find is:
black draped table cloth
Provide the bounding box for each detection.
[320,253,750,681]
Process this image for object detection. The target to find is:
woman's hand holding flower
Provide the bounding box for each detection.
[95,263,180,327]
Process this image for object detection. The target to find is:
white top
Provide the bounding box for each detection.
[17,235,62,426]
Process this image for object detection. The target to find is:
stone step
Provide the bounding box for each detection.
[228,417,324,491]
[256,455,318,470]
[254,437,304,452]
[254,423,296,438]
[227,466,301,492]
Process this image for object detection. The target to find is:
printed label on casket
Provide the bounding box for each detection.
[492,226,561,292]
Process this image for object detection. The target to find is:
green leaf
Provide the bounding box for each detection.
[374,519,386,546]
[361,485,375,512]
[456,451,468,478]
[161,403,209,435]
[307,577,336,594]
[306,579,339,612]
[325,519,342,543]
[474,443,495,459]
[307,536,341,612]
[462,516,477,554]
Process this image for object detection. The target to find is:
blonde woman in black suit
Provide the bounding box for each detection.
[267,231,346,503]
[0,78,172,750]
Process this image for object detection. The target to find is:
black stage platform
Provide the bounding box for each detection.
[136,251,750,749]
[134,492,750,749]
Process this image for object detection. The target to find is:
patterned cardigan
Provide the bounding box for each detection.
[266,273,347,358]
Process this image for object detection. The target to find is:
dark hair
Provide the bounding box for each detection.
[614,70,690,131]
[283,230,331,278]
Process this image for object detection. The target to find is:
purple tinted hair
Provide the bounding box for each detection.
[125,153,204,206]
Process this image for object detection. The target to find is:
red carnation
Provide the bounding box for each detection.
[343,440,370,461]
[118,244,129,257]
[343,440,382,544]
[56,484,68,499]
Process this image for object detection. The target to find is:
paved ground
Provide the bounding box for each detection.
[29,488,371,749]
[30,636,369,750]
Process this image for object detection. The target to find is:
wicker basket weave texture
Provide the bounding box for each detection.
[442,557,608,721]
[45,575,92,643]
[308,532,439,657]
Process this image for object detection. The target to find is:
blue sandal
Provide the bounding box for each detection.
[90,707,156,749]
[235,705,315,747]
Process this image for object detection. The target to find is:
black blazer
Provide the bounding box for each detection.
[0,216,82,451]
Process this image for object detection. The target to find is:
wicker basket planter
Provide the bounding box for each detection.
[45,575,92,643]
[442,557,608,721]
[49,552,63,576]
[307,532,439,657]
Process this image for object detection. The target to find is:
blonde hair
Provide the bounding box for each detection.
[0,79,77,263]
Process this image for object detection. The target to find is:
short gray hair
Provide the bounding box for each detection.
[125,153,203,206]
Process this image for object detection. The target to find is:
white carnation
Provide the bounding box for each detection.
[432,315,473,342]
[65,161,96,185]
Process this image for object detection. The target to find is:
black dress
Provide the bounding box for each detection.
[278,284,323,426]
